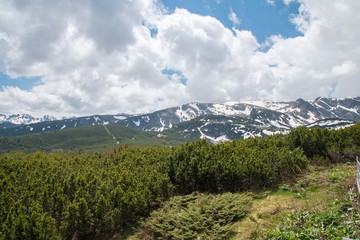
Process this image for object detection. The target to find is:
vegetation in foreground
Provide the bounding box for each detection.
[0,123,359,239]
[234,163,360,239]
[136,192,252,239]
[265,198,359,239]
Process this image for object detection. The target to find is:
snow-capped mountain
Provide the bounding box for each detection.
[0,114,57,125]
[121,96,360,130]
[0,114,132,136]
[0,97,359,142]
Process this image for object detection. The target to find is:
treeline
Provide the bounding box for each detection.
[0,123,359,239]
[287,125,360,161]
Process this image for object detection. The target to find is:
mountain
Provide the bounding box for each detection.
[119,97,359,142]
[0,114,132,136]
[120,97,360,131]
[0,113,57,125]
[0,97,359,143]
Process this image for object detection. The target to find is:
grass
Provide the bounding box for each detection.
[232,163,358,239]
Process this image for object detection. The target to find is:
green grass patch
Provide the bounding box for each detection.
[263,198,360,239]
[233,163,359,240]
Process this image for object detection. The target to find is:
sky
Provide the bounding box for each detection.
[0,0,359,117]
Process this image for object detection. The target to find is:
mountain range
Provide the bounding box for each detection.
[0,96,359,143]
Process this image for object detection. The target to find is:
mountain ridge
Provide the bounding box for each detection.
[1,97,359,142]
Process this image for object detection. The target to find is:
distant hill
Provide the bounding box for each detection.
[0,125,189,153]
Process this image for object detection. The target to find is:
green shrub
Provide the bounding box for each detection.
[137,192,252,239]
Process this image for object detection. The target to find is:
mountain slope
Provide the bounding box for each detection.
[120,97,360,132]
[0,97,359,142]
[0,125,189,153]
[0,114,132,136]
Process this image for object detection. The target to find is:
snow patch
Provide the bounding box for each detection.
[211,103,252,116]
[243,132,254,139]
[133,119,141,127]
[158,118,166,132]
[307,119,355,129]
[114,115,127,120]
[337,105,359,115]
[307,112,318,122]
[142,116,150,122]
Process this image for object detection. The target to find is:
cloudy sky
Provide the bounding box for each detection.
[0,0,359,117]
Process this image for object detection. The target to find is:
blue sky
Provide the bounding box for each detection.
[0,0,359,117]
[0,73,40,91]
[161,0,301,43]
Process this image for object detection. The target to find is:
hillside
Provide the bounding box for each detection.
[0,125,189,153]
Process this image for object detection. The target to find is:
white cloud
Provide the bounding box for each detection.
[266,0,276,6]
[283,0,296,5]
[228,7,241,26]
[264,0,360,99]
[156,9,260,102]
[0,0,359,117]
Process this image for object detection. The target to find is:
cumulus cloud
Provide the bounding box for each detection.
[156,9,261,101]
[0,0,359,117]
[265,0,360,99]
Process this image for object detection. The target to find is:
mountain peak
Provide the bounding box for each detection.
[0,114,57,125]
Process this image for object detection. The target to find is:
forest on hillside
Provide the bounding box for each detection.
[0,123,359,239]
